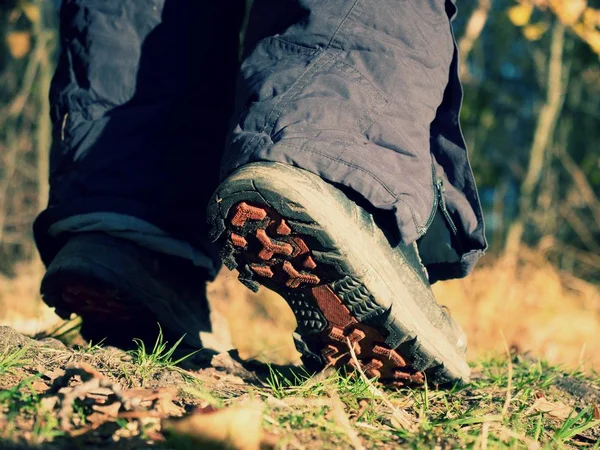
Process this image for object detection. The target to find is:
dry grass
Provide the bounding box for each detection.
[1,252,600,449]
[2,325,598,449]
[0,261,59,336]
[432,248,600,370]
[1,248,599,370]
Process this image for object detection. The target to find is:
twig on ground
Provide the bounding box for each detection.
[266,396,330,408]
[345,337,416,431]
[49,363,121,430]
[329,390,365,450]
[492,424,541,450]
[478,421,490,450]
[500,331,513,418]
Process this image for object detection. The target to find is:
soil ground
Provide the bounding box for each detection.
[1,325,599,449]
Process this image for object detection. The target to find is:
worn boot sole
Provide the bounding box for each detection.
[208,162,470,386]
[41,236,173,347]
[43,275,160,348]
[40,234,225,352]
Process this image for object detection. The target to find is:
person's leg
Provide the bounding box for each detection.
[211,0,486,384]
[35,0,244,349]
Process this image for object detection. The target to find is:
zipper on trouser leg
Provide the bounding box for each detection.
[435,177,464,254]
[418,164,440,237]
[418,163,463,254]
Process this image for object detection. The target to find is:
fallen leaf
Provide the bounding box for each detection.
[196,405,219,414]
[593,404,600,420]
[119,387,184,417]
[39,367,66,383]
[353,398,370,420]
[90,401,121,419]
[163,402,271,450]
[329,393,365,450]
[155,388,185,417]
[30,379,49,393]
[529,398,574,420]
[265,395,292,410]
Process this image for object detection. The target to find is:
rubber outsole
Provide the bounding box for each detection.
[43,276,162,348]
[40,234,215,350]
[209,162,470,387]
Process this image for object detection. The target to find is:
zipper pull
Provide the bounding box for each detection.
[436,177,460,238]
[436,178,447,210]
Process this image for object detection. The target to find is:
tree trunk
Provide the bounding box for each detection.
[457,0,491,80]
[504,21,568,261]
[35,0,51,215]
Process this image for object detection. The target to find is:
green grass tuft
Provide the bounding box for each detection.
[128,324,200,380]
[0,344,30,375]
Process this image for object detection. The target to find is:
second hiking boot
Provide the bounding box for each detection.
[41,232,231,353]
[208,162,469,386]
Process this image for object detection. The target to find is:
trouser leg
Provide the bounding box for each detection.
[223,0,486,281]
[34,0,245,278]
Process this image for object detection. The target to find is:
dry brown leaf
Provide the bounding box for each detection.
[593,404,600,420]
[155,389,185,417]
[5,31,30,59]
[90,401,121,419]
[163,402,271,450]
[529,397,574,420]
[354,398,370,421]
[30,379,49,394]
[493,424,542,450]
[265,395,292,410]
[329,393,365,450]
[41,362,189,438]
[36,365,190,444]
[119,386,184,417]
[210,352,261,384]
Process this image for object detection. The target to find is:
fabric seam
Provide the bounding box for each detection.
[326,0,362,50]
[241,51,333,155]
[277,142,397,203]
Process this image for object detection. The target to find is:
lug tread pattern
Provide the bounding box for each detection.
[210,196,452,387]
[287,291,327,335]
[41,267,160,347]
[331,277,387,321]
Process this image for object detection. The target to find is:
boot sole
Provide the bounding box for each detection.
[41,236,188,347]
[42,261,151,325]
[208,162,470,386]
[43,273,161,347]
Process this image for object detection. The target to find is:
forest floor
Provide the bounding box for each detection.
[0,324,599,450]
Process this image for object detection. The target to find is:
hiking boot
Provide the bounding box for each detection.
[40,232,232,353]
[208,162,469,386]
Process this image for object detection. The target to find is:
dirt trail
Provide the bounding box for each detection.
[1,326,599,449]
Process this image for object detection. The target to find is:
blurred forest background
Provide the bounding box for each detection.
[0,0,599,369]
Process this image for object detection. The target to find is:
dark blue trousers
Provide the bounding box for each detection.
[34,0,486,283]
